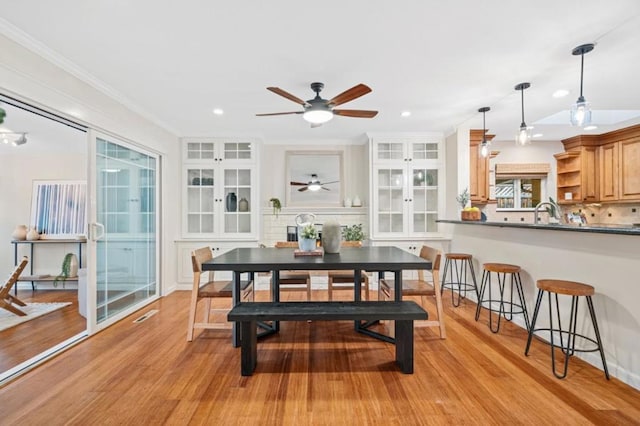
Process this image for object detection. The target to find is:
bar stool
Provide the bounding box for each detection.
[440,253,478,307]
[475,263,530,333]
[525,279,609,380]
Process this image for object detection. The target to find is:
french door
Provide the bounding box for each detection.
[87,131,159,332]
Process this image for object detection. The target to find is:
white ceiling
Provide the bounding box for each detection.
[1,1,640,144]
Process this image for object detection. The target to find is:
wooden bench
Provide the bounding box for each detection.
[227,301,428,375]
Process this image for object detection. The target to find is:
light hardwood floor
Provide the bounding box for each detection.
[0,289,85,372]
[1,289,639,425]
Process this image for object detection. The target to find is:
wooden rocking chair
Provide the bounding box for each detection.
[0,256,29,316]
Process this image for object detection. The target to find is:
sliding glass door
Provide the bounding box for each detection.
[87,131,159,331]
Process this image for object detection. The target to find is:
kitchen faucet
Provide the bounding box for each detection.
[534,201,560,224]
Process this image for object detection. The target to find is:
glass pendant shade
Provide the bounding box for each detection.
[514,83,531,146]
[516,124,532,146]
[570,43,595,127]
[478,106,491,158]
[570,97,591,127]
[479,141,490,157]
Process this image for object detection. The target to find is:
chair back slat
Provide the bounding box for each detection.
[1,256,29,298]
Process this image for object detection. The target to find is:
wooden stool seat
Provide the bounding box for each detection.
[483,263,521,274]
[537,279,594,296]
[445,253,472,260]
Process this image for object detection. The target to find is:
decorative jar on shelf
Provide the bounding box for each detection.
[352,195,362,207]
[11,225,28,241]
[26,227,40,241]
[226,192,237,212]
[238,197,249,212]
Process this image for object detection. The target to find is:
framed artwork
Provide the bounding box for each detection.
[286,151,344,207]
[30,180,87,239]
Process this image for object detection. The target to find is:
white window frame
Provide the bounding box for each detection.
[495,176,548,211]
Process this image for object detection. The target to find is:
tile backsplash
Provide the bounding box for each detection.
[483,202,640,225]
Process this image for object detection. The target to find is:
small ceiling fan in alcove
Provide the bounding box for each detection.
[290,174,339,192]
[256,82,378,127]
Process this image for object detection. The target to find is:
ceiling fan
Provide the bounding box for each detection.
[290,174,339,192]
[256,82,378,127]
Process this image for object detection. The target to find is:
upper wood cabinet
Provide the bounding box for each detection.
[619,138,640,200]
[557,124,640,203]
[469,130,495,204]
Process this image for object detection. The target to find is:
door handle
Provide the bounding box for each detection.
[89,222,105,241]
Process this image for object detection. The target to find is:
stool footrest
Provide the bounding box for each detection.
[529,328,602,353]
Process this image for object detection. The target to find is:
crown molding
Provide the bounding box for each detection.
[0,18,180,137]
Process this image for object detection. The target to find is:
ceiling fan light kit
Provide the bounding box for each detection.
[570,43,595,127]
[258,82,378,127]
[514,82,532,146]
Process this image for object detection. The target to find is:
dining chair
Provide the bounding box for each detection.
[0,256,29,316]
[187,247,254,341]
[273,241,312,301]
[327,241,370,301]
[378,245,446,339]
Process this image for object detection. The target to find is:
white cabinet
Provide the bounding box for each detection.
[369,135,444,239]
[181,138,259,239]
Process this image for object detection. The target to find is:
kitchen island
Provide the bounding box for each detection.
[438,219,640,389]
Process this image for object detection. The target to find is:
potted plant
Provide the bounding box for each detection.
[269,197,282,217]
[456,187,470,210]
[54,253,78,287]
[299,223,318,251]
[342,224,365,242]
[545,197,562,223]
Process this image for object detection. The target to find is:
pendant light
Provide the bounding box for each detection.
[514,82,532,146]
[478,107,491,158]
[570,43,595,127]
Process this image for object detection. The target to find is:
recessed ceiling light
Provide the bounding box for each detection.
[401,111,411,117]
[533,133,543,138]
[213,108,224,115]
[584,125,598,131]
[552,89,570,98]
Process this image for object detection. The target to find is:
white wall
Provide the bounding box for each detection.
[0,33,181,294]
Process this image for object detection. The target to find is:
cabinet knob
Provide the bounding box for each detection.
[404,199,408,202]
[409,199,412,202]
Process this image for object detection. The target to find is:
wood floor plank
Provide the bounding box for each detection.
[1,289,639,425]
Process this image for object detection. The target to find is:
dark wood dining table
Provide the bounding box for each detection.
[201,246,431,347]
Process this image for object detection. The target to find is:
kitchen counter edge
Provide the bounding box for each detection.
[437,220,640,235]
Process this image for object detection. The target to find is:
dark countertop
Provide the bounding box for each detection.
[437,219,640,236]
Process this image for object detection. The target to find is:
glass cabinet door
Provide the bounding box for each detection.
[222,167,253,235]
[374,141,406,162]
[410,166,439,234]
[186,167,216,234]
[374,167,406,235]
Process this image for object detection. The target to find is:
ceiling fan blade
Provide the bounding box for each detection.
[320,180,339,185]
[333,109,378,118]
[310,122,323,128]
[321,187,331,191]
[267,87,309,106]
[328,84,372,107]
[290,181,308,186]
[256,111,303,116]
[298,187,309,192]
